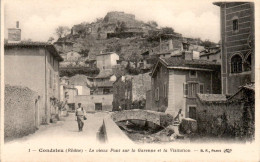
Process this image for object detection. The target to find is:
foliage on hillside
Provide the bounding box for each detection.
[59,67,100,77]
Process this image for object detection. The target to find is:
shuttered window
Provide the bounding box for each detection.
[184,82,201,98]
[183,83,188,97]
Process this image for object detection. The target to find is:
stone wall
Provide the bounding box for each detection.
[113,77,132,111]
[5,85,38,140]
[132,73,151,101]
[196,100,244,137]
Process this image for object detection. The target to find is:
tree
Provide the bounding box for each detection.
[79,49,90,57]
[55,26,70,38]
[47,37,54,43]
[201,39,216,48]
[128,52,141,68]
[147,21,158,28]
[73,24,86,35]
[162,27,174,34]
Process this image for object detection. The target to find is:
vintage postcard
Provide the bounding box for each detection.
[1,0,259,161]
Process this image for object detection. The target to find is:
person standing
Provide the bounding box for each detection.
[75,103,86,132]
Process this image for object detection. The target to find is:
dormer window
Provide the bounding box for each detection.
[232,16,239,32]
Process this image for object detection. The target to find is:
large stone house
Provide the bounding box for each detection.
[200,46,221,63]
[150,57,221,118]
[192,2,255,138]
[214,2,255,95]
[75,70,116,112]
[5,40,63,124]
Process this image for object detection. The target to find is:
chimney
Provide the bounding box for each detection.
[8,21,21,43]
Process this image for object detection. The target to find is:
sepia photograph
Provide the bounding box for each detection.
[1,0,259,161]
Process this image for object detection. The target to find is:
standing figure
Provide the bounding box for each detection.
[75,103,86,132]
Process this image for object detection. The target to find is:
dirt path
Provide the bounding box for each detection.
[3,112,109,161]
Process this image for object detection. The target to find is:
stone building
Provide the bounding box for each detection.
[200,46,221,63]
[214,2,255,95]
[74,70,116,112]
[5,40,63,124]
[150,57,221,118]
[193,2,255,139]
[96,52,120,70]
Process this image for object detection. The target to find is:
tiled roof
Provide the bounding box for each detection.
[161,57,220,70]
[95,81,114,87]
[96,52,116,56]
[197,93,227,103]
[69,74,89,86]
[200,51,220,57]
[4,42,63,61]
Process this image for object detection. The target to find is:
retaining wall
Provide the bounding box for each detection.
[5,85,38,140]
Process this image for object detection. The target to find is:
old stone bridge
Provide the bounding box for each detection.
[111,109,174,127]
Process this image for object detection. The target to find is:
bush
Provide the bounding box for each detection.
[131,99,146,109]
[60,67,100,77]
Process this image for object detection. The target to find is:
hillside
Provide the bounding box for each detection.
[54,11,214,77]
[54,11,182,61]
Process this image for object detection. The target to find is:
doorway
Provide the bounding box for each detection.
[95,103,102,111]
[188,106,197,120]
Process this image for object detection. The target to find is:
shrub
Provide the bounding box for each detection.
[60,67,100,77]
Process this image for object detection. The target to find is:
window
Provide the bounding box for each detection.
[183,83,188,97]
[128,91,131,99]
[103,88,110,94]
[231,55,242,73]
[232,19,239,31]
[199,84,204,94]
[207,56,209,60]
[189,70,197,78]
[155,87,159,101]
[184,82,199,98]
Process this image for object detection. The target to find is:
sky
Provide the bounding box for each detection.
[4,0,221,43]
